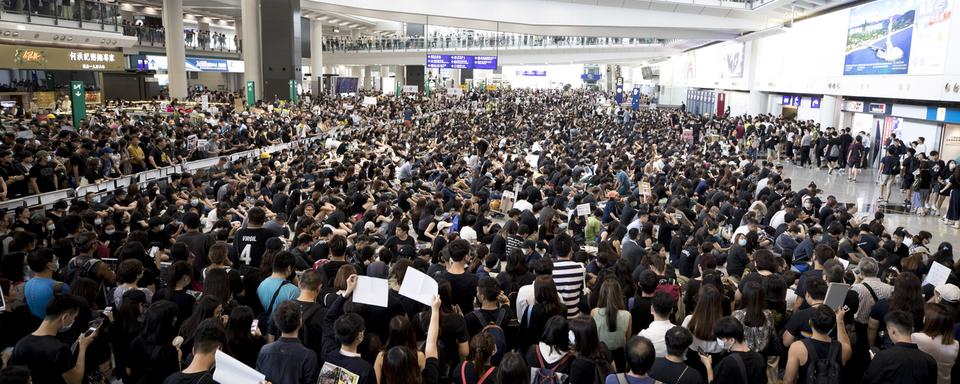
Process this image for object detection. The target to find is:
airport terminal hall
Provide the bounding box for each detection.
[4,0,960,383]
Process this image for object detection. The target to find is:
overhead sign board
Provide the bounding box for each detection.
[425,54,498,69]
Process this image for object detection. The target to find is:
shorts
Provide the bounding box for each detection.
[881,174,896,184]
[828,156,839,162]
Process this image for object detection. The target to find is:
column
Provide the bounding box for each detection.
[240,0,262,100]
[260,0,301,100]
[162,0,187,100]
[309,19,323,95]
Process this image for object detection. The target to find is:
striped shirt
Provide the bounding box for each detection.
[553,260,586,318]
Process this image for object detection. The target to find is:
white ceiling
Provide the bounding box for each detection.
[123,0,858,45]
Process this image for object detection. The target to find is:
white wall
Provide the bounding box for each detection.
[658,0,960,104]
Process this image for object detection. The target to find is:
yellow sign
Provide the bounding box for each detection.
[0,44,123,71]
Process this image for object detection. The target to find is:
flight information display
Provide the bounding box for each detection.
[425,54,498,69]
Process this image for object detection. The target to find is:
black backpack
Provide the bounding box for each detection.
[802,339,841,384]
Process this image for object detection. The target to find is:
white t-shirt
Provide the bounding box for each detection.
[639,320,676,358]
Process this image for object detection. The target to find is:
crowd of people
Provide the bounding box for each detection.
[322,32,664,52]
[0,88,957,384]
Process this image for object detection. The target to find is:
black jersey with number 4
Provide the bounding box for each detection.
[233,227,276,268]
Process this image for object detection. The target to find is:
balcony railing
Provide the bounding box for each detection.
[123,25,240,53]
[323,35,669,53]
[0,0,120,31]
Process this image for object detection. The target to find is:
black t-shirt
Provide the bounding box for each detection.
[880,155,899,175]
[29,163,58,192]
[321,260,348,282]
[233,227,275,267]
[439,270,479,312]
[9,334,75,384]
[650,358,705,384]
[163,371,217,384]
[630,296,654,333]
[439,312,470,370]
[713,351,767,384]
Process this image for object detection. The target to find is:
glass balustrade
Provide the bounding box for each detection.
[122,25,240,53]
[0,0,120,31]
[322,35,670,53]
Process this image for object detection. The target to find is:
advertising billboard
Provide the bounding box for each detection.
[720,42,745,79]
[843,0,953,76]
[843,0,915,75]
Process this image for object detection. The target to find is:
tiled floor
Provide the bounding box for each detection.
[780,164,959,244]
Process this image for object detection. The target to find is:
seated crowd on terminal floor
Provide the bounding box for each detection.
[0,88,959,384]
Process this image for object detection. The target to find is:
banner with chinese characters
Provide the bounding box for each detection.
[0,44,123,71]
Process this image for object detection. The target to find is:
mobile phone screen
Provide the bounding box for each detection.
[250,319,259,333]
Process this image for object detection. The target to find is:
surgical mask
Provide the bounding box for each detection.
[717,337,732,351]
[47,224,56,231]
[105,229,116,235]
[568,330,577,346]
[191,198,199,206]
[738,239,747,247]
[804,202,813,209]
[94,218,102,226]
[59,315,74,333]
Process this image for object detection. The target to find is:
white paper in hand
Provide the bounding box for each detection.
[924,262,951,287]
[353,276,389,308]
[399,266,438,306]
[576,203,591,217]
[213,350,265,384]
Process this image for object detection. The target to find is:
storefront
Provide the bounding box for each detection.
[839,99,951,167]
[0,44,123,111]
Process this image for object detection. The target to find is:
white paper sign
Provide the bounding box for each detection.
[353,276,389,308]
[213,350,265,384]
[362,96,377,106]
[576,203,591,217]
[525,154,539,169]
[924,261,951,287]
[399,266,438,306]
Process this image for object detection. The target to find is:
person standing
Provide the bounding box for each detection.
[257,301,319,384]
[9,295,96,384]
[551,233,585,318]
[862,310,937,384]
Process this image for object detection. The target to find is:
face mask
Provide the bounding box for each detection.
[804,203,813,209]
[191,198,199,206]
[717,337,732,351]
[94,218,102,226]
[738,239,747,247]
[47,224,56,231]
[59,315,74,333]
[568,330,577,346]
[51,259,59,271]
[105,229,116,235]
